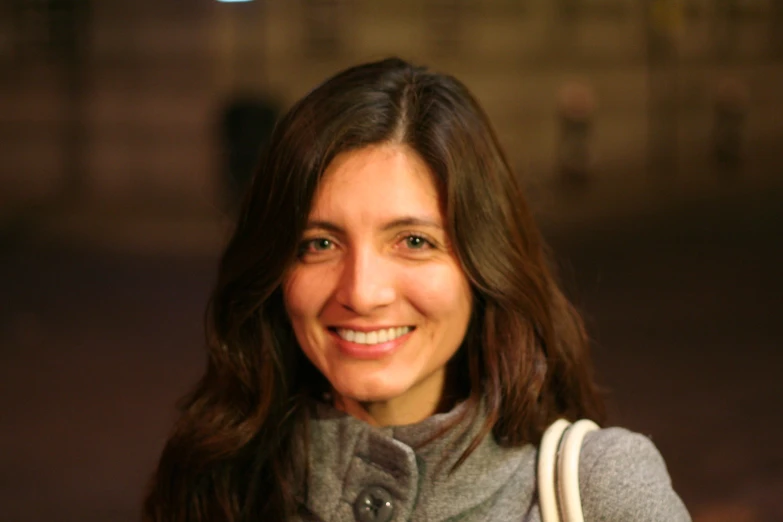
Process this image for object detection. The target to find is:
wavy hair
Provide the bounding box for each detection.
[143,57,605,522]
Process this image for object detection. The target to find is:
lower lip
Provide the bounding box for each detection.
[329,329,413,360]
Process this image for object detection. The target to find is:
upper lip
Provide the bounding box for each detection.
[328,324,412,332]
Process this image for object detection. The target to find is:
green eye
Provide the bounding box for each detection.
[311,238,333,251]
[298,238,334,256]
[404,235,430,249]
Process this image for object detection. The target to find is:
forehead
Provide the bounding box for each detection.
[309,144,443,222]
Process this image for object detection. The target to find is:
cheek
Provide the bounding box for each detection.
[282,267,333,320]
[281,271,305,320]
[282,270,329,362]
[403,264,472,321]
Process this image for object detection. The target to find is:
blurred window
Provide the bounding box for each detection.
[302,0,344,60]
[713,0,739,60]
[773,1,783,59]
[556,0,581,22]
[564,0,629,20]
[10,0,90,63]
[426,0,470,56]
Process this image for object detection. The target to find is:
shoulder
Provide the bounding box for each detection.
[577,427,691,522]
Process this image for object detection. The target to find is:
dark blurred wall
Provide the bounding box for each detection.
[1,0,781,220]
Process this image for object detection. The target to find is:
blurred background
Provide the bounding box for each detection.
[0,0,781,521]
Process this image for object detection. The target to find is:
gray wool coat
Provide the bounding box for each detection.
[293,400,691,522]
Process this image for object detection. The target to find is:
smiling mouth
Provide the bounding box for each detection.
[328,326,414,345]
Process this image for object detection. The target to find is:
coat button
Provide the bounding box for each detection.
[353,485,394,522]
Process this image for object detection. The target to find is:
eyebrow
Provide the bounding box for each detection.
[305,217,443,233]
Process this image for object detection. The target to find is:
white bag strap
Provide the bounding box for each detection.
[557,419,599,522]
[538,419,570,522]
[538,419,600,522]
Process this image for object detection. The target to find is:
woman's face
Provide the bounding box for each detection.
[282,144,472,425]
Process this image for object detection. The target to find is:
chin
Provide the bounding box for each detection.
[333,373,411,404]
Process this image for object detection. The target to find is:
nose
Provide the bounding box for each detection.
[334,246,397,315]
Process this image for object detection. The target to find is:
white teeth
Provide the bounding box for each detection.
[336,326,411,345]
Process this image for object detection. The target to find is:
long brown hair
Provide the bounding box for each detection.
[143,57,605,522]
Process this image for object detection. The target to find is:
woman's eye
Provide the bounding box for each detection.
[403,235,433,250]
[313,238,333,251]
[301,238,334,254]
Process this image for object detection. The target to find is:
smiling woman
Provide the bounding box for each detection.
[142,58,691,522]
[283,144,473,427]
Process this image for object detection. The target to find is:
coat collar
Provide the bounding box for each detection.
[301,398,536,521]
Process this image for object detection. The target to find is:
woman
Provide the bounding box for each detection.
[143,58,690,521]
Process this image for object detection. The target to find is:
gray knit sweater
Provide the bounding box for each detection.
[295,400,691,521]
